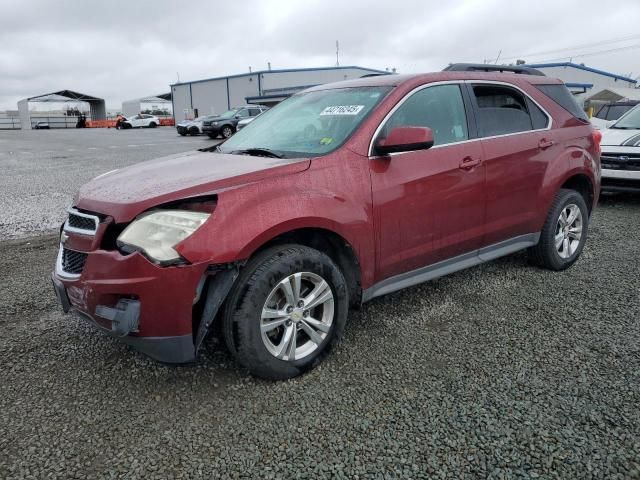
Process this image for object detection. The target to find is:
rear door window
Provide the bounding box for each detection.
[471,85,540,137]
[380,84,469,146]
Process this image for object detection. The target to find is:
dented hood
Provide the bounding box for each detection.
[76,150,310,222]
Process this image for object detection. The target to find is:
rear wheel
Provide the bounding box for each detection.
[221,125,234,138]
[148,122,157,128]
[529,188,589,270]
[188,127,199,136]
[223,245,348,380]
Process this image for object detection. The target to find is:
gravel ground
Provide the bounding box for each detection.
[0,128,216,240]
[1,193,639,479]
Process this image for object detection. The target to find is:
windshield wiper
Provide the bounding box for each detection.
[609,126,634,129]
[230,148,285,158]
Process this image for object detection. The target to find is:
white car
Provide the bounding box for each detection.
[176,115,215,136]
[121,114,160,129]
[599,104,640,192]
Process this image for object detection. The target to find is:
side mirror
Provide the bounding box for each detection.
[375,127,434,155]
[234,115,241,119]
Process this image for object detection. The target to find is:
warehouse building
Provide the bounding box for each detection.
[170,65,389,121]
[525,62,637,105]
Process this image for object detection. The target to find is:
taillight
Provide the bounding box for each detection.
[592,129,602,155]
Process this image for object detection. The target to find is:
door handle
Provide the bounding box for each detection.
[539,138,554,149]
[459,156,481,171]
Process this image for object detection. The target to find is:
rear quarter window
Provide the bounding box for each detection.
[535,84,589,122]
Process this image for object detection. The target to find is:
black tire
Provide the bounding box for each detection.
[529,188,589,271]
[221,125,234,139]
[189,127,199,136]
[222,244,348,380]
[178,132,186,136]
[148,122,157,128]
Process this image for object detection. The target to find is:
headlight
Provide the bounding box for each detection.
[117,210,210,264]
[212,121,219,126]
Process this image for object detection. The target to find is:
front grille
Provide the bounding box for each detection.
[61,248,88,275]
[67,212,97,231]
[601,153,640,171]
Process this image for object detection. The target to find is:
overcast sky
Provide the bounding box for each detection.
[1,0,639,111]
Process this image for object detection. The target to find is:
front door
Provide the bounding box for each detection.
[370,83,486,282]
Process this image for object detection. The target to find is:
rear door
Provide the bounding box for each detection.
[468,82,553,246]
[370,82,486,281]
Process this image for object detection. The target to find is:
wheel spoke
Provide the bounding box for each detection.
[274,324,295,358]
[286,328,297,360]
[303,280,333,310]
[301,316,331,333]
[559,210,568,227]
[300,320,324,345]
[568,227,581,240]
[554,232,564,249]
[279,273,301,306]
[563,237,570,257]
[261,317,289,333]
[566,206,579,226]
[262,307,288,319]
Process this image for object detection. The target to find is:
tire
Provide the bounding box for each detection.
[221,125,234,138]
[189,127,199,136]
[178,132,186,136]
[529,188,589,271]
[223,244,348,380]
[148,122,157,128]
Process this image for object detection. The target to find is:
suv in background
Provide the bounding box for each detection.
[202,105,268,139]
[591,101,640,129]
[52,65,600,380]
[599,104,640,191]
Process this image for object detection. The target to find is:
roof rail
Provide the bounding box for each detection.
[443,63,546,76]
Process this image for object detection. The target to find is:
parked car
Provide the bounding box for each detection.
[176,116,215,136]
[591,101,640,130]
[52,65,600,380]
[599,104,640,192]
[33,121,49,129]
[121,114,160,129]
[202,105,268,138]
[235,116,257,131]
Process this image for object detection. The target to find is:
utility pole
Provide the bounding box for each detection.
[336,40,340,67]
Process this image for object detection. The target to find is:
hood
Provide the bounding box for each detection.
[601,128,640,147]
[76,151,310,222]
[177,120,194,127]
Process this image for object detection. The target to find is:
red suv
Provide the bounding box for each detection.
[52,65,601,379]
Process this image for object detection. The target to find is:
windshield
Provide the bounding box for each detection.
[218,109,240,119]
[219,86,391,158]
[611,105,640,129]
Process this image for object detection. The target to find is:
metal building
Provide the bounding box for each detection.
[524,62,638,105]
[122,93,172,117]
[17,90,106,129]
[170,65,389,121]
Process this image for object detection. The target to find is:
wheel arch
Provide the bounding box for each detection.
[242,225,363,306]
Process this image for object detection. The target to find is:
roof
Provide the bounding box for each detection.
[306,71,561,92]
[170,65,390,87]
[525,62,637,84]
[587,87,640,103]
[26,90,104,102]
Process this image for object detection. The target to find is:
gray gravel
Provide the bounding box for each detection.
[0,128,215,240]
[1,193,639,479]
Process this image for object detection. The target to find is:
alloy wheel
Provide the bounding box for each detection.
[260,272,334,361]
[555,203,583,259]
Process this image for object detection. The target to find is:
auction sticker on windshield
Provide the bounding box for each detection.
[320,105,365,116]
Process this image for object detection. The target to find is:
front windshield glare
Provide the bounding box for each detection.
[219,109,239,119]
[612,106,640,129]
[219,87,391,157]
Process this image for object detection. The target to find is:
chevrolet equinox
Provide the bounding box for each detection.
[53,65,601,379]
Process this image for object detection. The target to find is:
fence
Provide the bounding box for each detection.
[0,117,20,130]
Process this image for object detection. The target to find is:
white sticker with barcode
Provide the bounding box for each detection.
[320,105,365,116]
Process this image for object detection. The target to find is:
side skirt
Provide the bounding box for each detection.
[362,233,540,302]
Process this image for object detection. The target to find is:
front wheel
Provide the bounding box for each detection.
[529,188,589,270]
[223,245,348,380]
[148,122,157,128]
[221,125,234,138]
